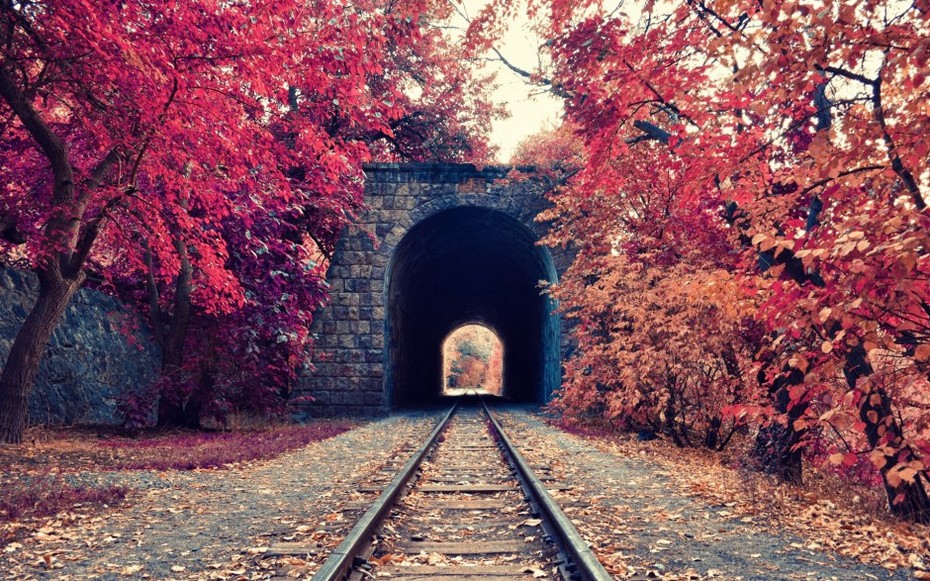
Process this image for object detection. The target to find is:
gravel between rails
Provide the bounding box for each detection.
[494,405,914,581]
[1,411,443,581]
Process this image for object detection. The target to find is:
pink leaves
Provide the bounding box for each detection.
[2,0,495,428]
[524,0,930,515]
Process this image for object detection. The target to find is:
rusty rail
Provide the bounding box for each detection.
[481,398,614,581]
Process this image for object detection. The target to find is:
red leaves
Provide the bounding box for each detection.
[1,0,497,429]
[518,0,930,517]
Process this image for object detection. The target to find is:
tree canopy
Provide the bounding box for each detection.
[0,0,498,439]
[495,0,930,522]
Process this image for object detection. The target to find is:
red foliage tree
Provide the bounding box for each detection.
[0,0,496,440]
[541,142,762,449]
[488,0,930,521]
[108,0,498,429]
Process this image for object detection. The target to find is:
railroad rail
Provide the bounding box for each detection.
[309,394,613,581]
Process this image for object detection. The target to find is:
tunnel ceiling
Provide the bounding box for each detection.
[387,207,557,405]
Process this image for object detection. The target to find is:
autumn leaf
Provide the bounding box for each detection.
[526,0,930,523]
[0,0,498,442]
[914,345,930,363]
[371,553,398,567]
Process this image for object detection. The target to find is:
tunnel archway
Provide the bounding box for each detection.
[385,206,559,406]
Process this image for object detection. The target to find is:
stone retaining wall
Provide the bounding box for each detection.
[0,268,160,426]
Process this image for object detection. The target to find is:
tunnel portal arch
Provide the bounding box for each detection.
[386,206,559,405]
[297,163,572,415]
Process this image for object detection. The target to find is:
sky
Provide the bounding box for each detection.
[488,59,564,163]
[449,1,564,163]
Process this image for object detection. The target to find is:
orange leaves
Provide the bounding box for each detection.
[510,123,584,169]
[751,232,776,253]
[914,345,930,363]
[790,354,810,373]
[820,408,855,431]
[885,463,923,490]
[370,553,400,567]
[550,232,762,446]
[527,0,930,518]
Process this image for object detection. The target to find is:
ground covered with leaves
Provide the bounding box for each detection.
[0,421,356,529]
[0,416,429,579]
[2,422,357,474]
[4,408,930,580]
[498,406,929,580]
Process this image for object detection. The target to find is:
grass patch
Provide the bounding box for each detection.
[0,476,127,524]
[99,421,355,470]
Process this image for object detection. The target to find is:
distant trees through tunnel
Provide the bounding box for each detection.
[442,324,503,396]
[385,207,560,406]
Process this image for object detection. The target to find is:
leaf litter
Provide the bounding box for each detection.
[496,406,924,580]
[0,413,441,579]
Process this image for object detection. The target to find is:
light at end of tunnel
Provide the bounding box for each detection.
[442,324,504,396]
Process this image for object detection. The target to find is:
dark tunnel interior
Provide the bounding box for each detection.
[385,207,560,405]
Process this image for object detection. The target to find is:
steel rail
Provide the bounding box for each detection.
[311,400,459,581]
[481,398,614,581]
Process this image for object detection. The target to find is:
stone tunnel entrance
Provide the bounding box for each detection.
[298,163,571,416]
[386,207,559,405]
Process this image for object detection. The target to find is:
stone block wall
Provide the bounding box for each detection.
[0,268,160,426]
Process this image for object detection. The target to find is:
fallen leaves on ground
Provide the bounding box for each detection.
[1,420,357,473]
[0,416,441,580]
[594,434,930,573]
[503,411,928,579]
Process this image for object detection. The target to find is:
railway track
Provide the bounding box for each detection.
[308,395,613,581]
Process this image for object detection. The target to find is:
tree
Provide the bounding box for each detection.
[1,0,293,441]
[0,0,497,440]
[542,142,761,450]
[486,0,930,521]
[112,0,497,429]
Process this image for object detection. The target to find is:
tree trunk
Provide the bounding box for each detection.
[844,345,930,523]
[885,477,930,524]
[663,384,685,447]
[0,48,117,444]
[0,270,83,443]
[751,364,806,483]
[156,234,195,428]
[752,421,804,483]
[860,388,930,523]
[164,232,193,371]
[184,363,216,430]
[705,416,721,450]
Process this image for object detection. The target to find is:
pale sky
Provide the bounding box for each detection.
[490,66,564,163]
[449,1,564,163]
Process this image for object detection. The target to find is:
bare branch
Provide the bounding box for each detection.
[489,47,571,99]
[628,119,671,144]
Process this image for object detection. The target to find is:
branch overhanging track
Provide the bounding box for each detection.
[310,392,614,581]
